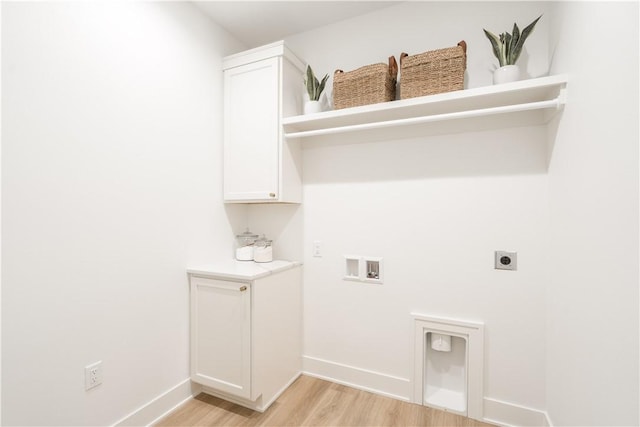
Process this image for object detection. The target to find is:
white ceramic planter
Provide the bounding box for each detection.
[304,100,322,115]
[493,65,520,84]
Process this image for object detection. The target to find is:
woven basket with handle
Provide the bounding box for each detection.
[333,56,398,110]
[400,41,467,99]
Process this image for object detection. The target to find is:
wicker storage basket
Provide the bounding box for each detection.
[333,56,398,110]
[400,41,467,99]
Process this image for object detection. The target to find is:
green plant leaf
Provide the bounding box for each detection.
[485,15,541,67]
[316,74,329,101]
[483,29,504,66]
[504,32,512,65]
[499,32,508,66]
[305,65,328,100]
[512,15,542,64]
[306,65,316,99]
[509,23,520,64]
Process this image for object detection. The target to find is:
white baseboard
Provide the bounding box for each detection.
[201,371,302,413]
[302,355,411,402]
[303,355,551,427]
[115,364,551,427]
[261,371,303,410]
[483,397,551,427]
[113,378,201,427]
[544,411,553,427]
[201,386,266,413]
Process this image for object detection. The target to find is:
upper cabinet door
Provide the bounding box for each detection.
[222,41,304,204]
[224,57,280,202]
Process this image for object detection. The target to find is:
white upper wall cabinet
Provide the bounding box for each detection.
[223,41,305,203]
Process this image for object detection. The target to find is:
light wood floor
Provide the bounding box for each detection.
[155,375,496,427]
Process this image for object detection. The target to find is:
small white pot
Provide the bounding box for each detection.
[304,100,323,115]
[493,65,520,85]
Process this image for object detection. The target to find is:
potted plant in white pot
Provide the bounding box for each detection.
[483,15,541,84]
[304,65,329,114]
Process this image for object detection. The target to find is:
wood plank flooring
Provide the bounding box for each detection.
[155,375,496,427]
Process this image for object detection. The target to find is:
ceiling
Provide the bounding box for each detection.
[193,1,400,48]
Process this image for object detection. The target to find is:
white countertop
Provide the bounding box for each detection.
[187,259,301,281]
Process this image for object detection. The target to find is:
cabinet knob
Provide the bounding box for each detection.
[239,286,247,292]
[269,192,276,198]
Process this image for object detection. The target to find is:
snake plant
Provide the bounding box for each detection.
[304,65,329,101]
[483,15,542,67]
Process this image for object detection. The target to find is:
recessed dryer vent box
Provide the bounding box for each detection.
[344,256,383,284]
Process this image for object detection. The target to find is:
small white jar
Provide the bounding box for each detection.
[235,229,258,261]
[253,235,273,263]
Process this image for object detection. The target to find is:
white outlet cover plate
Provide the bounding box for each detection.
[495,251,517,270]
[313,241,322,257]
[85,361,103,390]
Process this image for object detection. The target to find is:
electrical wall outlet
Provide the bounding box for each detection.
[313,241,322,257]
[495,251,517,271]
[85,361,103,390]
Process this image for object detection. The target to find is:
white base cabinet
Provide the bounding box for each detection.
[189,262,302,411]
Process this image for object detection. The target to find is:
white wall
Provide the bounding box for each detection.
[247,204,303,262]
[286,1,552,414]
[1,2,244,425]
[0,3,4,422]
[546,2,639,426]
[4,2,637,425]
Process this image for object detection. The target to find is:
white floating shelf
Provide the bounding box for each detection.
[283,74,568,139]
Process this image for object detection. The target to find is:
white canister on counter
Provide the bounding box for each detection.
[253,235,273,263]
[235,229,258,261]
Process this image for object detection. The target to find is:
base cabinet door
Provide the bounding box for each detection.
[190,277,251,399]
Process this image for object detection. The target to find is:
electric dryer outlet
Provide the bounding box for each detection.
[495,251,517,271]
